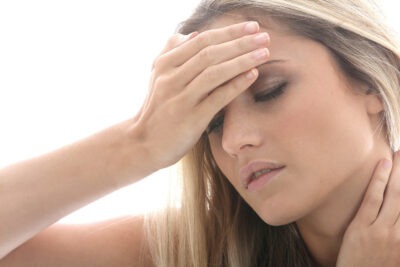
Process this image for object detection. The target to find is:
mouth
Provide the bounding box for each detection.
[240,161,285,189]
[246,166,285,192]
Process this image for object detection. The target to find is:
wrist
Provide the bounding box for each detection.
[126,119,158,177]
[109,118,157,188]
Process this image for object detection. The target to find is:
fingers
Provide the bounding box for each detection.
[151,31,199,70]
[175,31,270,87]
[376,151,400,226]
[146,32,198,118]
[194,68,259,126]
[184,46,269,106]
[355,157,392,226]
[155,21,261,70]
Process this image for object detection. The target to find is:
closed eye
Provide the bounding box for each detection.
[206,82,288,134]
[254,82,287,102]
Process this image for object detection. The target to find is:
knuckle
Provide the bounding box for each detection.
[376,172,388,184]
[171,67,187,87]
[199,47,214,63]
[227,25,237,39]
[196,32,211,48]
[154,53,170,71]
[202,66,220,82]
[153,55,165,70]
[365,193,382,207]
[168,69,180,83]
[154,75,170,90]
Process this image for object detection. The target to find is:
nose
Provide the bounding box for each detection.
[221,107,264,157]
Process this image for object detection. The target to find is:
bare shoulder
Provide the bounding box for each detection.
[0,215,154,267]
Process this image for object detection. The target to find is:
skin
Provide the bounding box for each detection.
[205,14,394,267]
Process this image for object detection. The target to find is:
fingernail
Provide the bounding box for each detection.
[244,21,259,34]
[246,68,257,79]
[382,159,392,169]
[179,32,198,43]
[179,33,191,42]
[188,31,199,39]
[253,48,269,60]
[253,32,269,45]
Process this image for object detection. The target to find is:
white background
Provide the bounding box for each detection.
[0,0,399,224]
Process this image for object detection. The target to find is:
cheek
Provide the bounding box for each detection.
[280,88,372,175]
[260,88,372,220]
[209,139,232,176]
[209,138,241,192]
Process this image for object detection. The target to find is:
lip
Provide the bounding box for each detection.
[240,161,285,188]
[247,167,285,192]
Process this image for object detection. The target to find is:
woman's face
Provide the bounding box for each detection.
[206,14,386,226]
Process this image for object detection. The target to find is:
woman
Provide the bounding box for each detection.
[1,0,400,266]
[139,0,400,266]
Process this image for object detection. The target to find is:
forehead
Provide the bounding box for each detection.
[204,13,342,81]
[205,14,309,65]
[205,12,294,36]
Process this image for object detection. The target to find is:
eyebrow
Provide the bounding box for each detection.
[258,59,288,68]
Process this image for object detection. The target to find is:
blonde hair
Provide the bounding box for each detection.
[139,0,400,266]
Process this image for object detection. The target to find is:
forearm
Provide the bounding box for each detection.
[0,118,153,259]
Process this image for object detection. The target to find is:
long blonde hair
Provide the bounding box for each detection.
[139,1,400,266]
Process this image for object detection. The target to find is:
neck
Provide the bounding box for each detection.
[295,145,393,267]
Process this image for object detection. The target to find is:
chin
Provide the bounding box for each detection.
[262,216,295,227]
[256,208,298,227]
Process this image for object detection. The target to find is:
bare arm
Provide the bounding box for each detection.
[0,118,154,260]
[0,215,153,267]
[0,20,269,263]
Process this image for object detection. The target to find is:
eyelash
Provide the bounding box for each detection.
[206,82,288,134]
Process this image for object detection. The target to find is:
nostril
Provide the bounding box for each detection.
[240,144,254,150]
